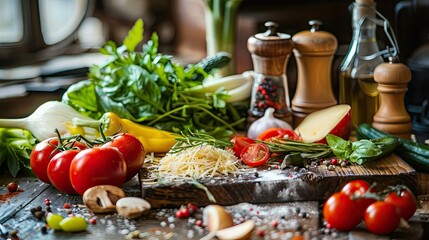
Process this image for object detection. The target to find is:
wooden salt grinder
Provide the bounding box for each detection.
[372,57,412,139]
[291,20,338,127]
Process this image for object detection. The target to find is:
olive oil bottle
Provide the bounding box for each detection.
[339,0,383,129]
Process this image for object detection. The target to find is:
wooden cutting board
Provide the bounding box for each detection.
[140,154,417,208]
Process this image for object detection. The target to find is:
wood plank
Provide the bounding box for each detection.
[141,154,417,208]
[0,178,50,223]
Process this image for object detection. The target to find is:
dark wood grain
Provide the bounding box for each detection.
[141,154,417,208]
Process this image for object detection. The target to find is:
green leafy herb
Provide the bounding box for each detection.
[0,128,37,177]
[170,129,232,154]
[62,18,246,141]
[326,134,398,164]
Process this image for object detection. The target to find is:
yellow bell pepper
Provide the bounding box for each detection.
[73,112,178,153]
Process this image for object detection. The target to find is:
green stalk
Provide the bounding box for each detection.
[203,0,242,76]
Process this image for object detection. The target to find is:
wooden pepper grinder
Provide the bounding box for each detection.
[372,57,412,139]
[291,20,338,127]
[247,21,295,125]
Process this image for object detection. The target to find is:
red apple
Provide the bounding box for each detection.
[294,104,352,143]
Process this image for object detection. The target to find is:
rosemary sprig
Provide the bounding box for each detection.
[169,129,232,154]
[261,138,334,161]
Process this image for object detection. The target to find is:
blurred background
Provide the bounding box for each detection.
[0,0,428,133]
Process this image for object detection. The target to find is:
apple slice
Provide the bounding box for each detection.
[294,104,352,143]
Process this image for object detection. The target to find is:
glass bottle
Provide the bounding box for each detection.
[339,0,384,129]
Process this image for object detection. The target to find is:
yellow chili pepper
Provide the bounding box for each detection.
[73,112,178,153]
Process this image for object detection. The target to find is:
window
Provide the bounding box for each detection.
[0,0,23,43]
[39,0,88,45]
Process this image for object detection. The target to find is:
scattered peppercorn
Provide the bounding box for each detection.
[89,218,97,225]
[195,219,203,227]
[9,229,18,238]
[6,182,18,193]
[63,203,72,209]
[256,228,265,237]
[41,226,48,234]
[34,211,45,220]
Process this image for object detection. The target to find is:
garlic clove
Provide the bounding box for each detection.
[203,205,234,232]
[216,220,255,240]
[247,108,292,139]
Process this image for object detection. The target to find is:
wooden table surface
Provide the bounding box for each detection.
[1,171,429,240]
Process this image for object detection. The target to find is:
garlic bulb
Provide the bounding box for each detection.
[247,108,292,139]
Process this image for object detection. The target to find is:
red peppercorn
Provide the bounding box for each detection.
[89,218,97,225]
[256,229,265,237]
[175,208,190,219]
[195,219,203,227]
[271,220,279,228]
[7,182,18,193]
[330,158,338,166]
[187,203,198,214]
[63,203,72,209]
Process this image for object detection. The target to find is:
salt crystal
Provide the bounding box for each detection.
[187,230,195,238]
[119,229,130,235]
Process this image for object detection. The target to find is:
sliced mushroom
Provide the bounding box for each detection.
[116,197,151,219]
[82,185,125,213]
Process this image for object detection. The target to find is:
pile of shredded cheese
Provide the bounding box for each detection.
[157,145,240,179]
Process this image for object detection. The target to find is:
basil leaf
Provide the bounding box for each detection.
[326,134,353,159]
[350,140,382,164]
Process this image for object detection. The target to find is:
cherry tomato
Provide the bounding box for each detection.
[384,188,417,220]
[104,133,145,181]
[230,136,255,158]
[323,192,362,231]
[70,147,127,195]
[341,180,376,217]
[364,201,401,235]
[257,128,301,141]
[30,138,87,184]
[47,150,80,194]
[240,143,270,167]
[30,138,61,184]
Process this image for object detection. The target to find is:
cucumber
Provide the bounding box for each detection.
[197,51,232,73]
[357,123,429,172]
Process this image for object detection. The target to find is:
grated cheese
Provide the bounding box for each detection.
[157,145,240,180]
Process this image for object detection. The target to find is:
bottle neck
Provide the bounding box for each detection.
[351,2,377,37]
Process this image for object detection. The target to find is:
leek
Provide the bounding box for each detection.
[203,0,242,76]
[0,101,97,141]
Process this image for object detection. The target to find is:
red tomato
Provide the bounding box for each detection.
[240,143,270,167]
[364,201,401,235]
[341,180,376,217]
[70,147,127,195]
[230,136,255,158]
[30,138,87,184]
[30,138,61,184]
[384,188,417,220]
[104,133,145,181]
[323,192,363,231]
[47,150,80,194]
[257,128,301,141]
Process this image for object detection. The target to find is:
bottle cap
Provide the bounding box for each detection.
[292,20,338,55]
